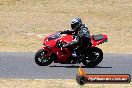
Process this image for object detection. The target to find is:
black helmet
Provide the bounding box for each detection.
[71,17,82,31]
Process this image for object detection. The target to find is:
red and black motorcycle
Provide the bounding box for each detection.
[35,31,108,67]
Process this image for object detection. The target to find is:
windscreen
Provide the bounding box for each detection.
[48,32,61,41]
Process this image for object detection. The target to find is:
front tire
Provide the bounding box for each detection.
[35,49,54,66]
[82,47,103,67]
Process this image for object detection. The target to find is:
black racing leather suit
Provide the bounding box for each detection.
[61,24,91,51]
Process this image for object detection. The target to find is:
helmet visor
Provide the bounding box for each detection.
[71,22,78,29]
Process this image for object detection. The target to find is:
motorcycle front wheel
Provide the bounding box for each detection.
[82,47,103,67]
[35,49,54,66]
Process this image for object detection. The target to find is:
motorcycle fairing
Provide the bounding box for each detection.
[42,46,72,63]
[42,32,107,63]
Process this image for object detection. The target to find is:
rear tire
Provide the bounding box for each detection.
[35,49,54,66]
[82,47,103,67]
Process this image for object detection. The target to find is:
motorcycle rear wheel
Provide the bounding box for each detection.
[82,47,103,67]
[35,49,54,66]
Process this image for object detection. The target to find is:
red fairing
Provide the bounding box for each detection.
[60,35,74,43]
[54,35,73,63]
[42,34,73,63]
[43,33,58,47]
[41,32,107,63]
[41,46,53,58]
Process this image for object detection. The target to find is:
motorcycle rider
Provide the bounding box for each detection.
[60,17,92,59]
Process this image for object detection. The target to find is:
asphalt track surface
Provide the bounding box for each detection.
[0,52,132,79]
